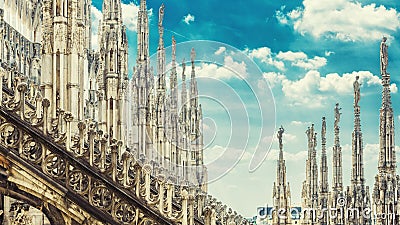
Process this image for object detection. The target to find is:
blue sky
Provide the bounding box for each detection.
[92,0,400,217]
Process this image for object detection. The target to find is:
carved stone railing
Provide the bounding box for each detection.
[0,69,249,224]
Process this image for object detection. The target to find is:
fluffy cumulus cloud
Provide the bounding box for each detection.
[247,47,285,71]
[265,70,398,108]
[277,51,327,70]
[281,70,327,107]
[247,48,327,71]
[183,14,195,25]
[91,5,102,50]
[276,51,307,61]
[276,0,400,41]
[319,71,398,94]
[263,72,285,88]
[195,55,248,79]
[121,2,140,31]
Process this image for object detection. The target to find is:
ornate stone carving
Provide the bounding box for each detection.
[43,154,66,178]
[115,202,136,224]
[0,123,21,149]
[21,138,42,164]
[10,202,33,225]
[68,169,90,194]
[90,185,112,210]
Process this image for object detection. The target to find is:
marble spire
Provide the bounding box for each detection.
[329,103,344,225]
[272,126,292,225]
[373,37,400,225]
[346,75,372,225]
[319,117,329,225]
[301,124,318,225]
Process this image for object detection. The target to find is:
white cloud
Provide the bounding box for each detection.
[248,47,272,59]
[319,71,398,94]
[266,70,397,108]
[91,5,102,50]
[277,51,327,70]
[292,56,327,70]
[121,2,140,31]
[290,121,310,126]
[325,51,335,57]
[183,13,195,25]
[215,47,226,55]
[195,55,248,80]
[281,70,326,108]
[277,0,400,42]
[224,56,248,78]
[390,84,398,93]
[266,148,307,161]
[263,72,285,88]
[247,47,285,71]
[276,10,288,24]
[248,48,327,71]
[287,8,302,20]
[276,51,307,61]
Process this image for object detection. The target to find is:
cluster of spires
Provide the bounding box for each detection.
[125,0,205,186]
[43,0,206,187]
[272,37,399,225]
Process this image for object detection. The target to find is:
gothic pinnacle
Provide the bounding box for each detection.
[273,125,291,225]
[352,75,364,184]
[137,0,149,63]
[332,102,343,192]
[373,35,397,225]
[320,117,328,192]
[377,36,396,174]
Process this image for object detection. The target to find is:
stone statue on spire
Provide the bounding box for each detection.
[380,37,388,75]
[158,4,165,27]
[277,125,284,149]
[353,75,361,107]
[158,4,165,37]
[334,103,341,129]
